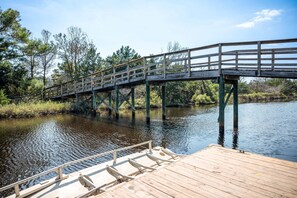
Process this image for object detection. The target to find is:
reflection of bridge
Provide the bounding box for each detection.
[45,38,297,132]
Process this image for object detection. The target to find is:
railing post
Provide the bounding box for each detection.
[60,84,63,97]
[235,51,238,70]
[163,54,166,79]
[82,78,84,91]
[91,75,93,90]
[208,56,211,70]
[218,44,222,74]
[188,49,191,76]
[14,184,20,197]
[113,151,117,164]
[113,67,116,85]
[272,49,275,71]
[127,64,130,82]
[56,167,63,180]
[143,57,146,78]
[148,141,152,153]
[101,71,104,88]
[257,41,261,76]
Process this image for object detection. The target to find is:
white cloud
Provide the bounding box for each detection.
[236,9,282,28]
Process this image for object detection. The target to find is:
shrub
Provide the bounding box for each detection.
[0,90,10,106]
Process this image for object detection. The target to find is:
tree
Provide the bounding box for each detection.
[105,46,140,67]
[22,39,42,78]
[0,8,31,98]
[54,27,102,80]
[0,8,30,61]
[38,30,56,86]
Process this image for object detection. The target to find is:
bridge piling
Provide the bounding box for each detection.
[233,80,238,132]
[131,87,135,119]
[92,91,96,111]
[218,75,225,133]
[115,87,119,120]
[146,81,150,123]
[161,85,166,120]
[108,92,112,116]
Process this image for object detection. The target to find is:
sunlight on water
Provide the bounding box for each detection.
[0,101,296,195]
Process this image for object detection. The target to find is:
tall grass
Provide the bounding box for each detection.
[0,101,71,119]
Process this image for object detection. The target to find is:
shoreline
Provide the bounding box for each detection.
[1,96,296,120]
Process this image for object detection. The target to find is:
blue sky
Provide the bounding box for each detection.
[1,0,297,57]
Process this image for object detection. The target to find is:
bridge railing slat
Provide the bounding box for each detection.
[44,38,297,98]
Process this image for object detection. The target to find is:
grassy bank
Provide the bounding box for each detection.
[238,92,295,103]
[0,101,71,119]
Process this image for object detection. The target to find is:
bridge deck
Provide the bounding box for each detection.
[45,38,297,99]
[96,145,297,198]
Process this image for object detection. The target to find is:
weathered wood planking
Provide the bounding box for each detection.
[96,145,297,198]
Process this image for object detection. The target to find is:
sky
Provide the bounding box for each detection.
[1,0,297,58]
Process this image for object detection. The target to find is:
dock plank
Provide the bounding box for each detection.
[95,145,297,198]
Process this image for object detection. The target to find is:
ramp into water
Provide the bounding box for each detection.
[96,145,297,198]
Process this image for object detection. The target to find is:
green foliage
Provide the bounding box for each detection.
[0,90,10,105]
[239,92,287,103]
[281,80,297,95]
[105,46,140,67]
[0,8,30,61]
[238,80,251,94]
[191,93,213,104]
[22,38,42,78]
[54,27,102,80]
[0,101,71,119]
[0,61,30,97]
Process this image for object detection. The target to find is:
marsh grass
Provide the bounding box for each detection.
[0,101,71,119]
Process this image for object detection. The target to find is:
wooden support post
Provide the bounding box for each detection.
[115,87,119,120]
[257,41,261,76]
[233,80,238,132]
[108,92,112,116]
[92,91,96,111]
[218,44,222,74]
[188,49,191,77]
[161,85,166,120]
[163,54,166,79]
[272,49,275,71]
[131,87,135,119]
[75,93,79,105]
[145,81,150,123]
[218,75,225,133]
[235,51,238,70]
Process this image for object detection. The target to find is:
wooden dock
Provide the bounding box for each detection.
[95,145,297,198]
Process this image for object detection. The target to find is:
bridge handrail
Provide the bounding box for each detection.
[45,38,297,93]
[0,140,152,196]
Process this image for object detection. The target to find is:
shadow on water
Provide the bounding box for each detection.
[0,101,297,196]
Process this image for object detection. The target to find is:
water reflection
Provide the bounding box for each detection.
[0,101,297,196]
[232,131,238,149]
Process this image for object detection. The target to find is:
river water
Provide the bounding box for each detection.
[0,101,297,195]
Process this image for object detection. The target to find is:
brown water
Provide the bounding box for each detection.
[0,101,297,196]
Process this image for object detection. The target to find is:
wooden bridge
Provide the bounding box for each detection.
[45,38,297,132]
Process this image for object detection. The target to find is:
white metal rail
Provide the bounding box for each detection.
[0,140,152,197]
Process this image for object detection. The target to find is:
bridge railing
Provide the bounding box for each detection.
[44,38,297,98]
